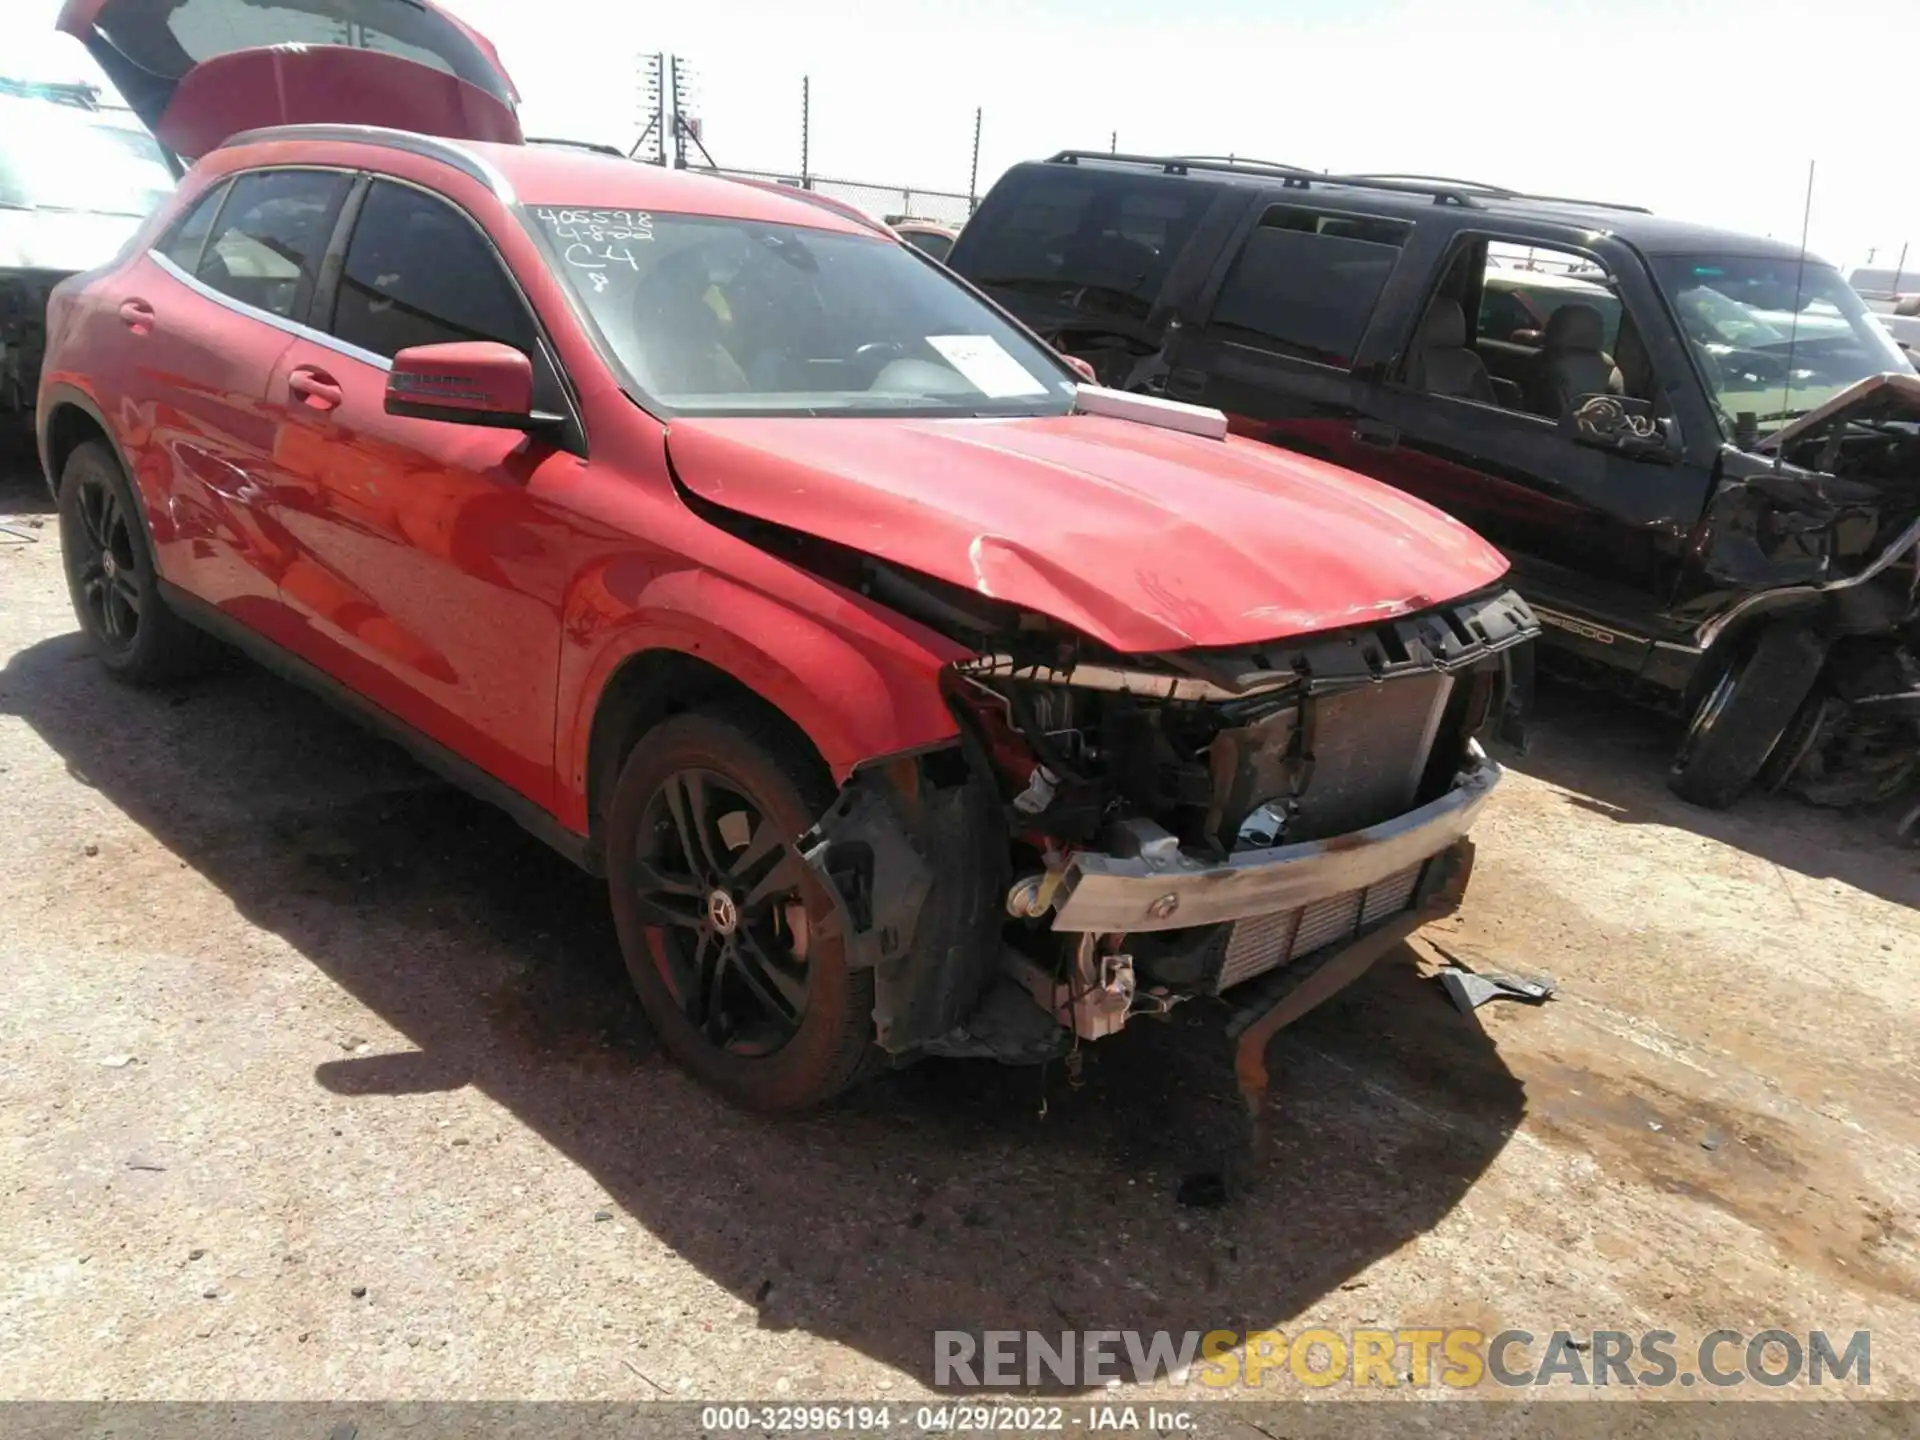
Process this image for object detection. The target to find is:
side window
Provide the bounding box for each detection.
[330,180,537,361]
[159,181,226,272]
[1476,287,1534,343]
[962,171,1208,319]
[1206,207,1410,366]
[1416,241,1650,419]
[196,169,350,321]
[903,230,954,263]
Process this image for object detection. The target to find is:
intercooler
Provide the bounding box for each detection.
[1214,860,1425,992]
[1213,671,1454,993]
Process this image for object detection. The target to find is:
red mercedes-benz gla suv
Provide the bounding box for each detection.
[39,0,1536,1125]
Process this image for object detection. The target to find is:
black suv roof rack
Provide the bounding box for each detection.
[525,136,630,158]
[1346,173,1652,215]
[1046,151,1652,214]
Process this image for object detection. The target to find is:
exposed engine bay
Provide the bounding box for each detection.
[793,548,1538,1062]
[1737,376,1920,811]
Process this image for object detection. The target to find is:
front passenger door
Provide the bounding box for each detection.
[263,178,585,811]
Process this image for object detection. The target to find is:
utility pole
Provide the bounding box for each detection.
[1110,130,1117,154]
[1893,241,1910,297]
[632,53,665,164]
[801,75,811,189]
[669,54,686,169]
[968,106,982,210]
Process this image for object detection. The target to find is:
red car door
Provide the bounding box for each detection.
[107,167,351,634]
[261,177,583,808]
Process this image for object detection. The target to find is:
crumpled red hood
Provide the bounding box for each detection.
[666,412,1510,653]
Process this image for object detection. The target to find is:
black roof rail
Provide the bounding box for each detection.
[1346,172,1516,195]
[1043,150,1487,207]
[1348,171,1651,214]
[1167,153,1315,174]
[524,136,630,158]
[1500,190,1652,215]
[1046,151,1654,215]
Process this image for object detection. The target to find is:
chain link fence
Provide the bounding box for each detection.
[695,167,976,228]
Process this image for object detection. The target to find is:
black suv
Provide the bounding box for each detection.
[949,153,1920,812]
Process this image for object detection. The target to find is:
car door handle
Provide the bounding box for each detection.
[118,299,155,333]
[288,366,343,412]
[1352,419,1400,450]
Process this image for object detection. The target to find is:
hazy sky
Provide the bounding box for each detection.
[18,0,1919,273]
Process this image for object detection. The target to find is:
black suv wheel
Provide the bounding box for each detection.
[1668,623,1827,810]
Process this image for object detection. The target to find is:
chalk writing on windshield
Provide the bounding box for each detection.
[532,208,655,271]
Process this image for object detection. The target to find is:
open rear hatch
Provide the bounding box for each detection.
[56,0,523,157]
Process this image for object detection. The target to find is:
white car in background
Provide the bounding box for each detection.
[1,81,176,417]
[1877,297,1920,359]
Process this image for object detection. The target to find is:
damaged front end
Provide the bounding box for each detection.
[797,580,1538,1073]
[1693,373,1920,809]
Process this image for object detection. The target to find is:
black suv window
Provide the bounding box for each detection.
[961,169,1209,319]
[159,180,226,272]
[1207,207,1410,365]
[330,179,536,361]
[196,169,350,321]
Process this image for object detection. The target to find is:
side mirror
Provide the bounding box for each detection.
[385,341,558,431]
[1561,393,1678,462]
[1059,352,1098,384]
[1510,327,1544,346]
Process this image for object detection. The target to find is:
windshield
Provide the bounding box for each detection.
[0,104,174,218]
[1649,254,1913,435]
[525,207,1076,418]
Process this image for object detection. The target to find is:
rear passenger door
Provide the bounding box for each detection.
[262,176,585,810]
[129,167,352,632]
[1159,203,1411,473]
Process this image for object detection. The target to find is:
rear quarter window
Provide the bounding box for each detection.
[1205,206,1411,366]
[957,168,1210,321]
[193,168,350,322]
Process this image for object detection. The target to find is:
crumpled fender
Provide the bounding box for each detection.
[553,558,967,833]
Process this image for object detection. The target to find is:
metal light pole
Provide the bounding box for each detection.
[968,106,982,209]
[801,75,811,189]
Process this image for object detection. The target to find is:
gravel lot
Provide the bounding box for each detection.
[2,445,1917,1407]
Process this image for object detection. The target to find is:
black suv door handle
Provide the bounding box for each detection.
[1165,366,1207,401]
[1352,419,1399,450]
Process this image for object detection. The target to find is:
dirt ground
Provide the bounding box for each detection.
[2,446,1918,1408]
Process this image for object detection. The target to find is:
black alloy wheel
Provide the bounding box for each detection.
[67,462,143,654]
[57,440,221,684]
[633,766,813,1056]
[604,709,877,1111]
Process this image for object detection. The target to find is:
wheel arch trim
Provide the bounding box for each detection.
[559,572,961,838]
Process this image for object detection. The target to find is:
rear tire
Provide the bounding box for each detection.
[57,440,221,684]
[1668,622,1826,809]
[605,709,876,1112]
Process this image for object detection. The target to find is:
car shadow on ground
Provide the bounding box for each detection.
[1,629,1526,1391]
[1508,678,1920,912]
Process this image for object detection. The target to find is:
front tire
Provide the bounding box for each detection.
[57,440,220,684]
[605,709,876,1112]
[1669,623,1826,809]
